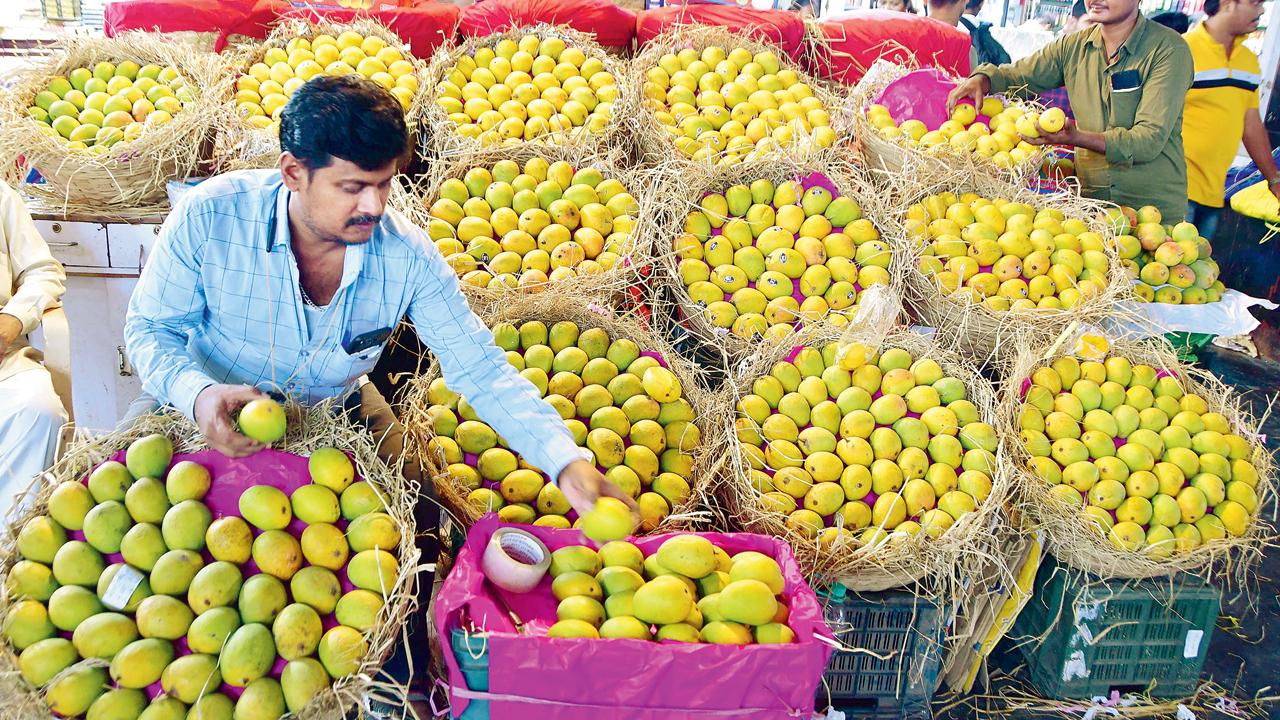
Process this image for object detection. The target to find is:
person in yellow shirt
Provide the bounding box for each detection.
[1183,0,1280,238]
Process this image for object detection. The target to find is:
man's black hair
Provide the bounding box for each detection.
[1203,0,1221,15]
[279,74,408,172]
[1071,0,1086,17]
[966,0,984,13]
[1151,10,1191,30]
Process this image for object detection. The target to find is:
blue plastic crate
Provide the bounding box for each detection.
[450,628,490,720]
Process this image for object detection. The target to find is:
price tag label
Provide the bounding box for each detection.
[101,564,145,611]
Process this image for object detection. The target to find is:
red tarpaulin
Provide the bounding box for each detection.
[460,0,636,50]
[636,4,806,59]
[806,10,971,85]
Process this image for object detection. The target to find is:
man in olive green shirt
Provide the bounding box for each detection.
[948,0,1194,219]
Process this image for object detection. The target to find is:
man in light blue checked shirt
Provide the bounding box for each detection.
[124,75,635,520]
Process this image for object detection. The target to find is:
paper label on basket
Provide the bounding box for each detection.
[1062,649,1090,681]
[1075,622,1094,645]
[102,564,146,610]
[1183,629,1204,658]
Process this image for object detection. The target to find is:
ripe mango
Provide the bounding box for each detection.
[335,590,384,632]
[89,461,133,503]
[238,485,291,530]
[47,584,103,631]
[221,623,276,687]
[126,433,173,479]
[282,658,330,712]
[48,480,95,530]
[4,599,55,650]
[235,678,286,720]
[124,477,170,524]
[291,566,341,614]
[86,687,147,720]
[239,574,288,624]
[18,637,77,687]
[253,530,303,580]
[149,549,203,595]
[318,625,366,678]
[308,447,355,493]
[188,693,234,720]
[110,637,174,688]
[17,515,67,564]
[138,697,186,720]
[7,559,57,601]
[52,540,105,587]
[188,561,243,613]
[291,484,341,525]
[340,481,384,519]
[82,501,133,554]
[187,605,240,654]
[300,523,350,570]
[118,523,165,571]
[161,499,212,551]
[161,653,221,703]
[72,612,137,659]
[46,665,108,716]
[273,603,323,660]
[165,460,210,503]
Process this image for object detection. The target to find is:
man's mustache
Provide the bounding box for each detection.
[348,214,381,227]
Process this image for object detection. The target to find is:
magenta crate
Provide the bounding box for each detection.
[434,516,835,720]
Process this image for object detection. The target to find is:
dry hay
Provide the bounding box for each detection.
[715,320,1013,602]
[0,32,228,213]
[388,144,665,319]
[886,167,1135,371]
[849,59,1049,192]
[420,24,637,164]
[212,15,432,172]
[938,675,1279,719]
[399,291,726,534]
[626,24,850,174]
[999,332,1277,591]
[0,403,421,720]
[652,156,908,364]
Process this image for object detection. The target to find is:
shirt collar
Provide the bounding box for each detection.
[1191,20,1244,54]
[1089,13,1149,59]
[266,179,368,294]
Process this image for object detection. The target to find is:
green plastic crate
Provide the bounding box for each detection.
[450,628,490,720]
[1012,555,1220,699]
[817,585,948,720]
[1164,332,1216,362]
[41,0,80,20]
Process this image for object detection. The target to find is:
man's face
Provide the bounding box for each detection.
[1086,0,1138,26]
[282,155,397,246]
[1223,0,1265,36]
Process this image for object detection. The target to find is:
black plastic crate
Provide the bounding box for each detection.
[1011,554,1220,699]
[818,585,948,720]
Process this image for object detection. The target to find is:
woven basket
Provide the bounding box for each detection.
[0,405,421,720]
[0,32,227,211]
[213,16,431,172]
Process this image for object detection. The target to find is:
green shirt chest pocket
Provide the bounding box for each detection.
[1108,69,1143,129]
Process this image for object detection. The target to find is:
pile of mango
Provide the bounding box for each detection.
[5,434,402,719]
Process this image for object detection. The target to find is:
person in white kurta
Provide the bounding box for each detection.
[0,181,67,518]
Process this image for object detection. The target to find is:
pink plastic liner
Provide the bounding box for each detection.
[79,448,361,700]
[434,516,834,719]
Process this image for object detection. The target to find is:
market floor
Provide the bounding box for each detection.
[939,346,1280,720]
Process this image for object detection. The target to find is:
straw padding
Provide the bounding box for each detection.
[212,15,432,172]
[717,322,1014,599]
[653,156,906,363]
[0,32,228,212]
[400,292,726,533]
[1000,333,1277,586]
[388,144,666,319]
[627,24,850,172]
[849,60,1049,192]
[0,404,421,720]
[886,168,1135,370]
[421,24,637,163]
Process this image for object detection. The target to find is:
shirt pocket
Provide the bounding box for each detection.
[1108,85,1142,130]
